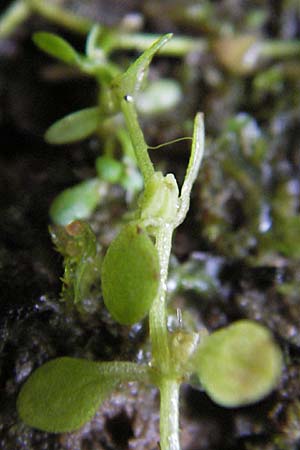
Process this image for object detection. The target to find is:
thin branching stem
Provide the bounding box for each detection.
[0,0,30,39]
[121,97,155,182]
[28,0,92,34]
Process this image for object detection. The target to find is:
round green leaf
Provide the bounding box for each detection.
[101,224,160,325]
[45,107,99,145]
[50,178,101,226]
[33,32,79,65]
[194,320,282,407]
[17,357,116,432]
[96,156,123,183]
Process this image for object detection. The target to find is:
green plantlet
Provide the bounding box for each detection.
[102,224,160,325]
[50,220,101,305]
[17,35,283,450]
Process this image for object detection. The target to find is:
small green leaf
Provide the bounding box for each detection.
[96,156,123,183]
[194,320,282,407]
[50,178,101,226]
[101,224,160,325]
[113,33,173,99]
[17,357,116,432]
[33,32,79,65]
[45,107,99,145]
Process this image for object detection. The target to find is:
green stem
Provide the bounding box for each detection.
[96,361,151,383]
[112,32,207,56]
[149,224,173,373]
[159,378,181,450]
[0,0,30,39]
[28,0,92,34]
[121,97,154,182]
[260,39,300,59]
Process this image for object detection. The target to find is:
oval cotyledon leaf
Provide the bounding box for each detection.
[17,357,117,432]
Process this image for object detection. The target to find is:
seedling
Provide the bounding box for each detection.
[17,35,282,450]
[30,27,185,226]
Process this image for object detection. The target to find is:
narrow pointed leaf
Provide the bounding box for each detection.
[176,112,205,226]
[45,107,99,145]
[33,32,79,65]
[17,357,117,432]
[113,33,173,99]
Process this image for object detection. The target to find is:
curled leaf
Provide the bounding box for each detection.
[101,224,160,325]
[194,320,282,407]
[17,357,117,432]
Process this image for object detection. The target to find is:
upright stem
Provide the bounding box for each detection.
[149,224,173,373]
[121,97,154,182]
[159,378,181,450]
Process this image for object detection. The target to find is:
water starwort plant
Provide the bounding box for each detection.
[31,27,185,225]
[17,35,282,450]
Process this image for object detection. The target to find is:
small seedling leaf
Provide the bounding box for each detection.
[17,357,117,432]
[113,33,173,99]
[33,32,80,65]
[101,224,160,325]
[194,320,282,407]
[45,107,99,144]
[96,156,123,183]
[50,178,101,226]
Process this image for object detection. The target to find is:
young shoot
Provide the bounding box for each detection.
[17,35,283,450]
